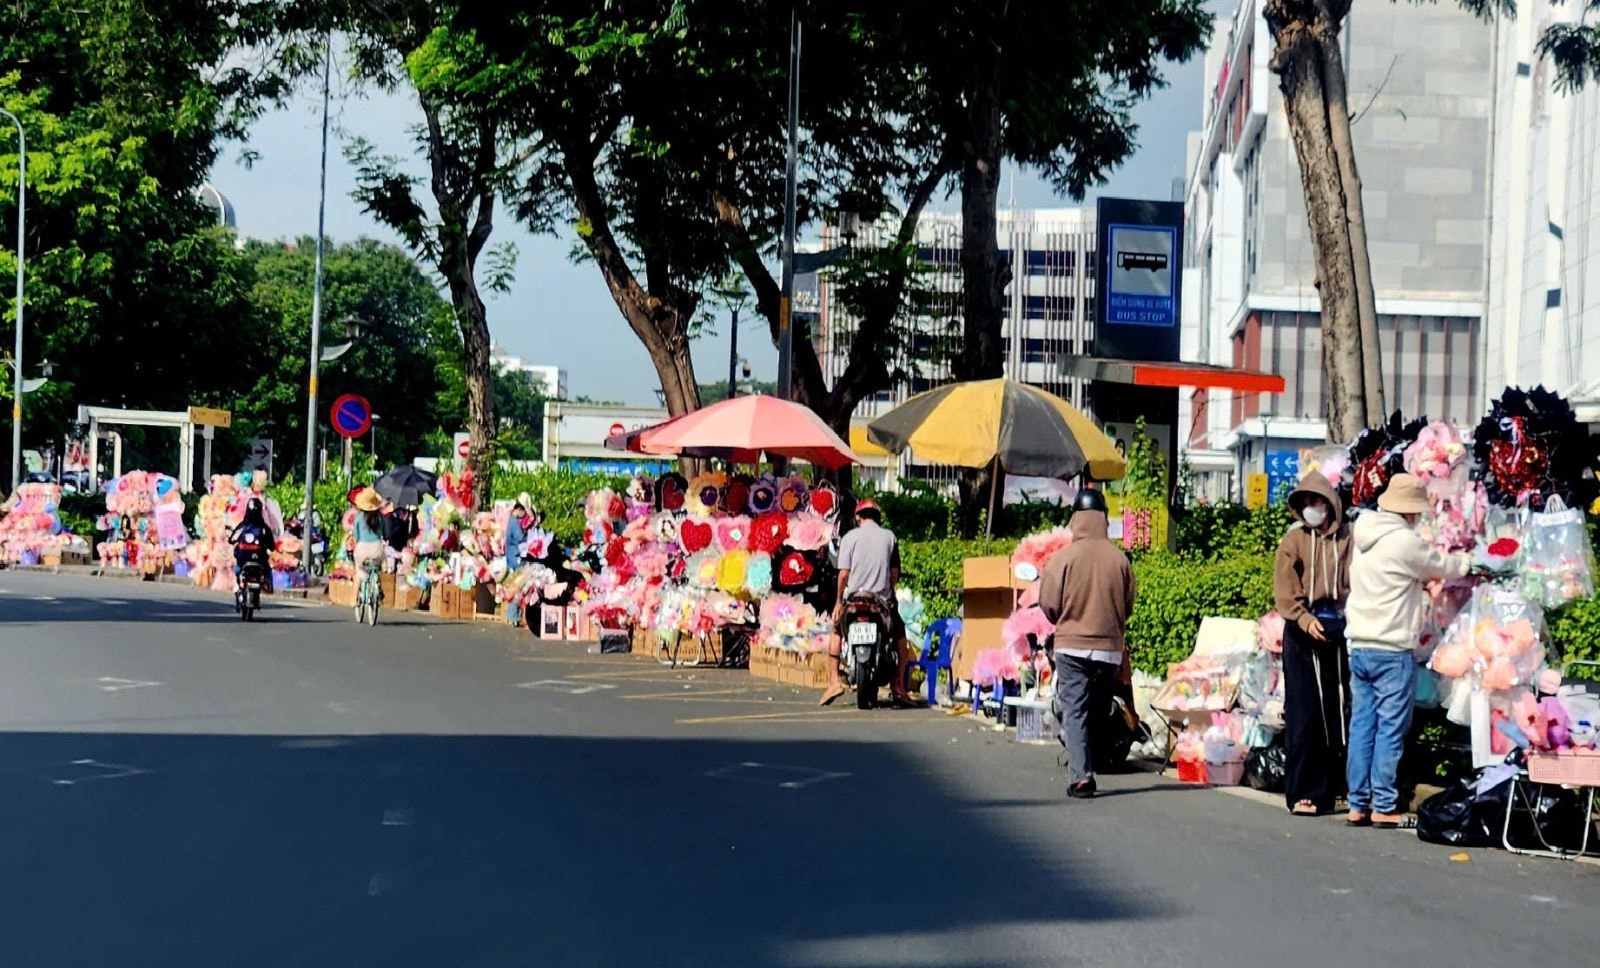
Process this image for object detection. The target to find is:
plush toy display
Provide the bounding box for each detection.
[0,482,76,563]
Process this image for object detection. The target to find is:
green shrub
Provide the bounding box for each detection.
[57,492,103,537]
[1126,552,1275,674]
[492,468,629,547]
[898,538,1017,623]
[1547,595,1600,681]
[1175,501,1294,559]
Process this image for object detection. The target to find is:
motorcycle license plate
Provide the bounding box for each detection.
[847,623,878,646]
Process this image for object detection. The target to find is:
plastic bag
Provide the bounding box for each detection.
[1522,497,1595,608]
[1417,772,1591,850]
[1466,583,1548,692]
[1243,740,1286,793]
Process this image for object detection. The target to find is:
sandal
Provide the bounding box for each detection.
[1290,801,1320,817]
[1371,813,1417,830]
[819,685,847,707]
[890,694,925,709]
[1345,811,1372,827]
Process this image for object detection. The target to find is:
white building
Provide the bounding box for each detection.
[1181,0,1494,499]
[814,209,1099,485]
[1483,1,1600,423]
[491,346,567,400]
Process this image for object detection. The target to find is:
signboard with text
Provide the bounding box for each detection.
[1094,197,1184,362]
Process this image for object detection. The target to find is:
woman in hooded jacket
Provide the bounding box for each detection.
[1273,471,1353,816]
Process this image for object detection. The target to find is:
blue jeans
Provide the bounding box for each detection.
[1345,649,1416,814]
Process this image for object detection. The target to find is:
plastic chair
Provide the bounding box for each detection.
[907,618,962,706]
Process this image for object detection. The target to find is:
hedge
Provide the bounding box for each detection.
[897,539,1275,676]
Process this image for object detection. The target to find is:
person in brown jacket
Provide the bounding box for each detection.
[1273,470,1353,816]
[1040,488,1136,799]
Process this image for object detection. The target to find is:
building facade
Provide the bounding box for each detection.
[1483,1,1600,423]
[1181,0,1494,499]
[814,209,1099,486]
[491,346,568,401]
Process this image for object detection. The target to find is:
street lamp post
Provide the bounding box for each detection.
[2,107,25,493]
[775,7,801,401]
[370,413,380,459]
[1260,411,1276,503]
[300,32,332,577]
[726,307,739,401]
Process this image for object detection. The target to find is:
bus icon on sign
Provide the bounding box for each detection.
[1116,251,1168,272]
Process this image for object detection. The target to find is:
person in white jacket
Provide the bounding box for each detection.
[1343,473,1471,829]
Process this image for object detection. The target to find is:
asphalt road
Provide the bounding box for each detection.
[0,570,1596,968]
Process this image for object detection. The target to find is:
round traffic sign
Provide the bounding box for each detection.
[330,394,373,439]
[457,437,472,458]
[608,422,625,438]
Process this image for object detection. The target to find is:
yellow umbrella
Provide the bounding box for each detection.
[866,378,1126,480]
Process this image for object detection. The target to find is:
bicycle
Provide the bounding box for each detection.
[355,557,382,626]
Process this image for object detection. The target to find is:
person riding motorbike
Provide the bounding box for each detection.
[821,499,920,708]
[229,497,276,588]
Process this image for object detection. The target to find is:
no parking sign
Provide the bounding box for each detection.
[329,394,373,439]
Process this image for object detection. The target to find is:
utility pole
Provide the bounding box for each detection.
[300,32,331,576]
[775,8,801,401]
[726,308,740,400]
[2,107,25,492]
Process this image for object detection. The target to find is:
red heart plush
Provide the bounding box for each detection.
[680,517,713,553]
[810,484,837,518]
[657,473,688,512]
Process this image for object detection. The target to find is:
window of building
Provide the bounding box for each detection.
[1022,295,1075,322]
[1023,249,1075,277]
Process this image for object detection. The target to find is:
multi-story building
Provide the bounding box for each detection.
[1181,0,1494,499]
[815,209,1099,485]
[491,346,567,401]
[1483,1,1600,423]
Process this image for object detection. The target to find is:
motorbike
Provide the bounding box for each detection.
[286,514,327,576]
[236,560,266,622]
[841,594,898,710]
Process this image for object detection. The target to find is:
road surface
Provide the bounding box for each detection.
[0,570,1594,967]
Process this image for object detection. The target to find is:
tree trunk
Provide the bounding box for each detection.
[564,147,701,419]
[954,51,1008,384]
[1265,0,1371,443]
[442,263,497,507]
[1315,17,1387,421]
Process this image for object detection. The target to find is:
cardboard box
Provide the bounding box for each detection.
[429,584,456,618]
[472,583,497,618]
[747,644,831,688]
[391,581,423,612]
[954,555,1018,683]
[328,579,356,608]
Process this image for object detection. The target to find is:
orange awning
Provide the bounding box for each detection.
[1059,356,1285,394]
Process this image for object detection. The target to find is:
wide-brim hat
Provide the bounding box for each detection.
[1377,472,1430,515]
[354,487,383,512]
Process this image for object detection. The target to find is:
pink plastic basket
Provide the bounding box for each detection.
[1527,751,1600,787]
[1206,760,1246,787]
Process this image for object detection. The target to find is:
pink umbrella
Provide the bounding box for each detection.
[637,395,860,469]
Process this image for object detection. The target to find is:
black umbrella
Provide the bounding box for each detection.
[374,465,438,508]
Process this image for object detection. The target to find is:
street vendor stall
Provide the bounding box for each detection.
[0,482,85,565]
[571,394,860,672]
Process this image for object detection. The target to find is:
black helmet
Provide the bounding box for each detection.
[1072,488,1107,513]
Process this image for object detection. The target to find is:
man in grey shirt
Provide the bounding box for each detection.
[822,500,918,707]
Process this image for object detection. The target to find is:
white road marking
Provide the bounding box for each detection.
[32,595,57,602]
[515,679,618,696]
[702,761,851,790]
[96,676,162,692]
[51,758,149,786]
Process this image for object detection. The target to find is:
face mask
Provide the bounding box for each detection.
[1302,505,1328,528]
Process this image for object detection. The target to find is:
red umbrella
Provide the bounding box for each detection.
[636,395,860,470]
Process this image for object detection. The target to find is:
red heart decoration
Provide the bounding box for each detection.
[810,485,837,518]
[680,518,713,554]
[657,473,688,512]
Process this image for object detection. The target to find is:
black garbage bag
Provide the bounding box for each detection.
[1417,778,1491,847]
[1418,773,1593,851]
[1244,740,1287,793]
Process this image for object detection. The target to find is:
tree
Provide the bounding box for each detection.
[865,0,1210,532]
[494,364,548,461]
[342,0,519,504]
[1263,1,1600,442]
[0,1,297,471]
[233,237,460,470]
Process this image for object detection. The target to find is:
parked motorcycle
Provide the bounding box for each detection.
[841,594,897,710]
[236,561,266,622]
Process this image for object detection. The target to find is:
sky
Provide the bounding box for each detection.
[212,30,1212,408]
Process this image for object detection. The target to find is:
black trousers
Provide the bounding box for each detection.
[1282,621,1349,812]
